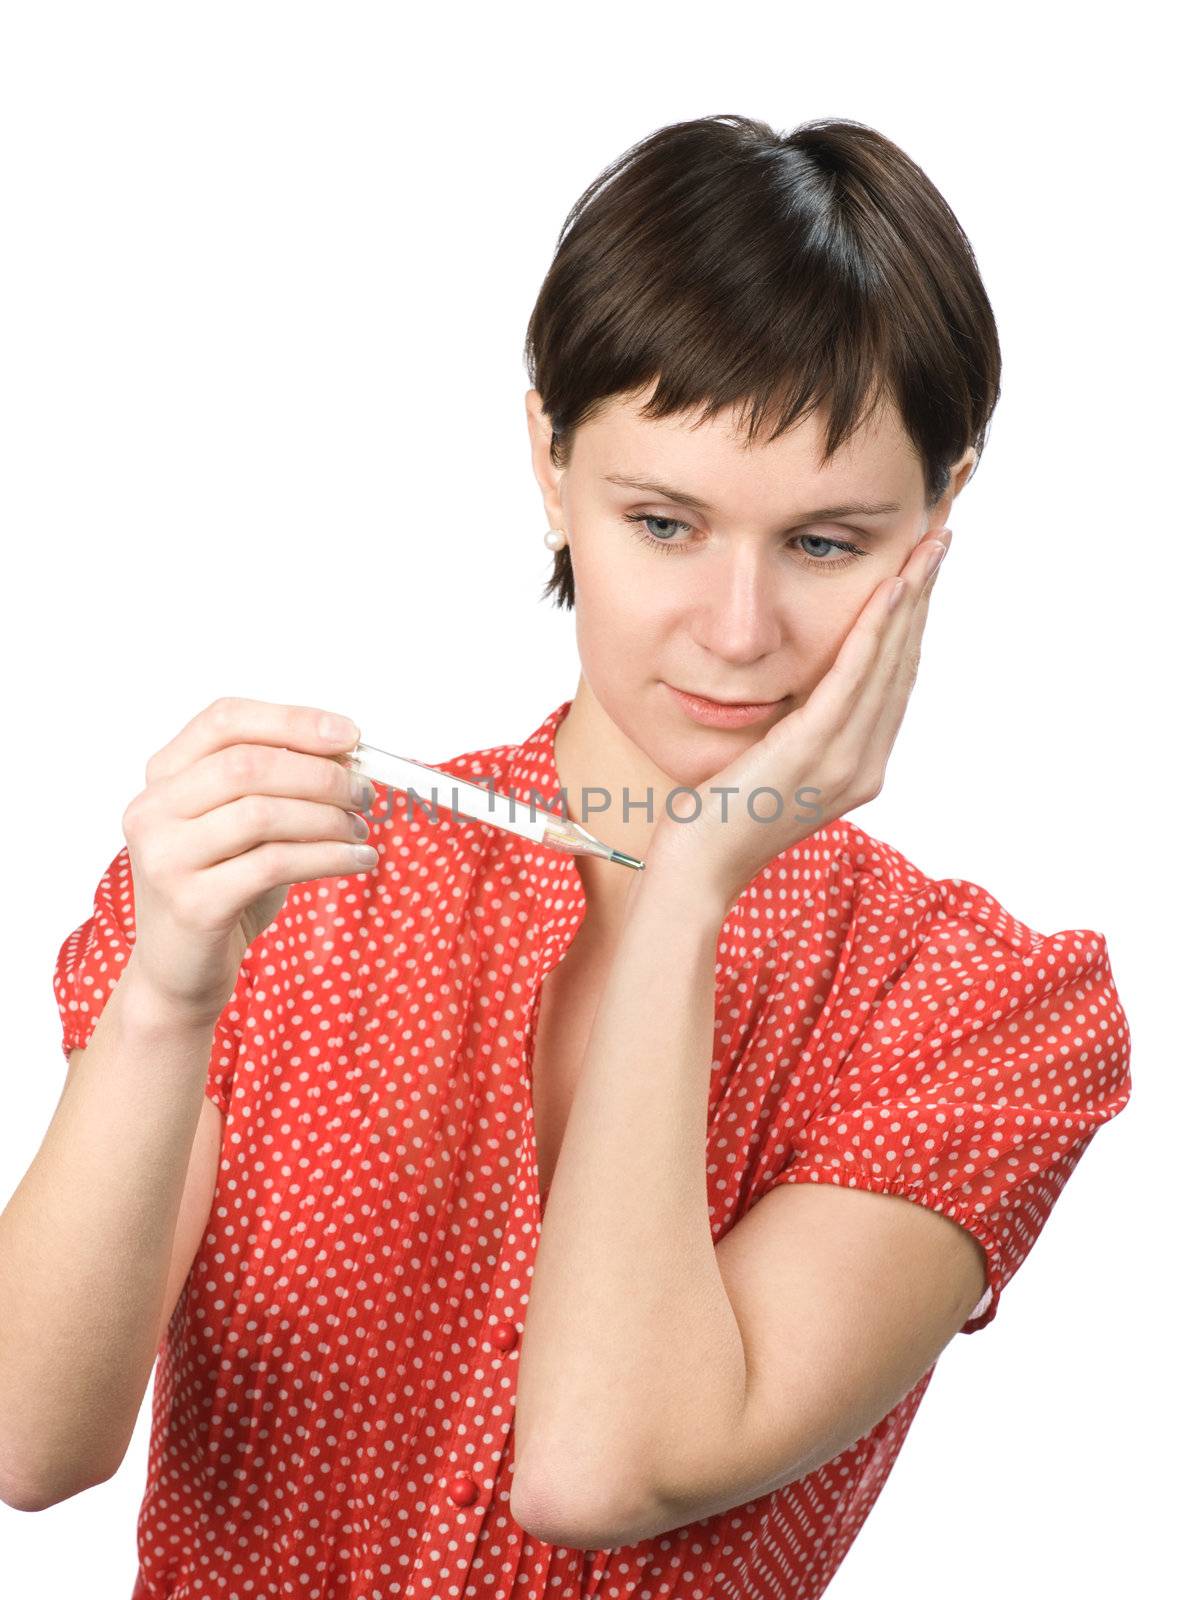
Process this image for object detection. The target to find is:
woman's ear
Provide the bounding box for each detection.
[524,389,566,531]
[923,446,978,541]
[949,445,978,502]
[524,388,548,448]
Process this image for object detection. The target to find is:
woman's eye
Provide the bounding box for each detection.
[795,533,865,568]
[623,512,693,551]
[622,512,867,570]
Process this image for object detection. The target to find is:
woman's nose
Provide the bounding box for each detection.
[688,556,784,663]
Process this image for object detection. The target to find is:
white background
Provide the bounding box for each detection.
[1,3,1171,1594]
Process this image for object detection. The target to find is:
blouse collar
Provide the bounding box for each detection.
[497,699,833,977]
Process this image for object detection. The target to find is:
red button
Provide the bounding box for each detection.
[447,1471,478,1507]
[490,1322,519,1352]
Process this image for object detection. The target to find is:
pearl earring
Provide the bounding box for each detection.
[544,528,567,551]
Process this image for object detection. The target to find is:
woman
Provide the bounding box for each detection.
[24,115,1129,1597]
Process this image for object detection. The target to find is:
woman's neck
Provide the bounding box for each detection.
[553,677,670,934]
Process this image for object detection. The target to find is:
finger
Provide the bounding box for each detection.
[784,531,948,746]
[837,530,950,752]
[848,533,950,776]
[157,742,371,823]
[165,795,371,873]
[145,698,361,785]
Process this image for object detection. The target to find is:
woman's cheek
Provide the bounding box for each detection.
[788,599,867,692]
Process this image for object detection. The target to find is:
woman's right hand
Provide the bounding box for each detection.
[119,696,378,1027]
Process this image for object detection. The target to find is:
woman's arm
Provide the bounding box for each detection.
[509,845,987,1555]
[510,868,747,1541]
[0,971,220,1511]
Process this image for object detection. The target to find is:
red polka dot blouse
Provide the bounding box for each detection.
[53,698,1132,1599]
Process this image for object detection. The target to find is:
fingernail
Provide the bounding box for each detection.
[319,713,360,742]
[350,771,376,809]
[925,543,947,580]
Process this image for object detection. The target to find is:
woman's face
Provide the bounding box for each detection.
[526,379,973,792]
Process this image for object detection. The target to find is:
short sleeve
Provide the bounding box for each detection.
[765,892,1132,1334]
[53,845,255,1118]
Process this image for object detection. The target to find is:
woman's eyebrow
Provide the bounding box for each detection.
[602,472,902,522]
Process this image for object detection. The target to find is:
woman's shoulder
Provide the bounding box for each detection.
[787,820,1132,1126]
[831,816,1112,971]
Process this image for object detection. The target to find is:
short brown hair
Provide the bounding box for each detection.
[524,113,1002,610]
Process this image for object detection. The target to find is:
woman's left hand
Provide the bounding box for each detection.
[644,529,952,917]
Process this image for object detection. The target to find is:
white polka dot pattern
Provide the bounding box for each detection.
[52,699,1132,1599]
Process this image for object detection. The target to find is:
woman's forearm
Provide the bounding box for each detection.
[511,868,750,1543]
[0,967,217,1511]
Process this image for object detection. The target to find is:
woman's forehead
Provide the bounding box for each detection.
[575,392,922,508]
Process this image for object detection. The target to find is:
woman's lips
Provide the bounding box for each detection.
[664,683,786,728]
